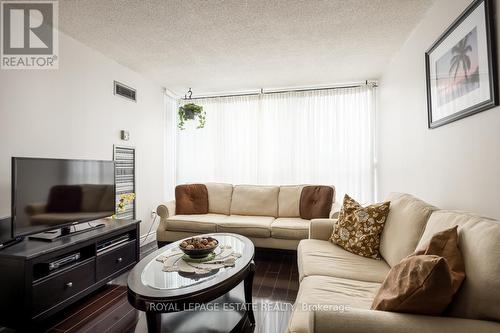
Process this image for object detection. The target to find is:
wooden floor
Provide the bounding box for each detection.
[4,244,299,333]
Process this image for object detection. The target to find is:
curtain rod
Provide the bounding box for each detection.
[181,81,377,100]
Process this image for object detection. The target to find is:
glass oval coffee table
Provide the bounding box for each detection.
[127,233,255,333]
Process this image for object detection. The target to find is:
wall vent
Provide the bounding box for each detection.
[114,81,137,102]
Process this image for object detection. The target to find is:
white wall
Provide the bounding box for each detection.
[0,30,166,240]
[377,0,500,218]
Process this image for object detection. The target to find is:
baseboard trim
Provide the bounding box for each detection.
[140,232,156,246]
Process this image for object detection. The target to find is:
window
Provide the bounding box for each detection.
[167,86,376,203]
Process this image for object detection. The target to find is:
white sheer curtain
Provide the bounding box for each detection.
[164,92,178,200]
[175,86,376,203]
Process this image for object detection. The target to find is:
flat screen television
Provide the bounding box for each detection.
[0,216,12,245]
[12,157,116,240]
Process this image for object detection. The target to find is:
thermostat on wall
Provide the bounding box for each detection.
[121,130,130,141]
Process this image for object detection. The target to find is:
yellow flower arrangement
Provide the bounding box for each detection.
[118,193,136,212]
[111,193,136,219]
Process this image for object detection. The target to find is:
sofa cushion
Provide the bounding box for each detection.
[298,239,390,283]
[217,215,275,238]
[271,218,309,240]
[379,193,436,267]
[416,210,500,322]
[165,214,227,233]
[205,182,233,215]
[230,185,279,217]
[299,185,334,220]
[313,309,500,333]
[330,194,390,259]
[175,184,209,215]
[278,185,304,217]
[289,275,380,333]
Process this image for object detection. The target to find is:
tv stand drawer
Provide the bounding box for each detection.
[32,259,95,316]
[96,241,136,282]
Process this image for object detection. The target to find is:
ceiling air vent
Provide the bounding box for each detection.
[114,81,137,102]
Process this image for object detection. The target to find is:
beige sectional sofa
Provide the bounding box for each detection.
[290,192,500,333]
[156,183,338,250]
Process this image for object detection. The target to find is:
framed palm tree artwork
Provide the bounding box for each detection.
[425,0,497,129]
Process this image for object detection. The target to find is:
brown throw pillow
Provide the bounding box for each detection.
[413,226,465,294]
[330,194,390,259]
[175,184,209,215]
[372,226,465,315]
[299,185,334,220]
[371,255,455,315]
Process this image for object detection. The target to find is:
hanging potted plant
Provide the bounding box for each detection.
[178,103,206,130]
[178,88,206,130]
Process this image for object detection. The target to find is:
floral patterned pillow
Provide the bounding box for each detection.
[330,194,390,259]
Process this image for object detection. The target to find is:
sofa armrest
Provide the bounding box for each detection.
[329,201,342,219]
[156,200,175,231]
[313,308,500,333]
[309,219,336,241]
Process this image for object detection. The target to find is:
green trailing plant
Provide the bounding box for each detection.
[178,103,206,130]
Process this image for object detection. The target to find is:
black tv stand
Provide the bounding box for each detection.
[29,222,106,242]
[0,236,24,250]
[0,219,140,330]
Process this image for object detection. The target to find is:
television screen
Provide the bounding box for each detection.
[12,158,116,237]
[0,217,11,244]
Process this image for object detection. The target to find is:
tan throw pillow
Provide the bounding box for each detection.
[175,184,209,215]
[329,194,390,259]
[372,226,466,315]
[299,185,334,220]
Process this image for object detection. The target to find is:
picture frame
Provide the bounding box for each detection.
[425,0,498,129]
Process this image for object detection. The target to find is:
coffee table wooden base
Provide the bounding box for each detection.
[244,261,256,325]
[146,312,162,333]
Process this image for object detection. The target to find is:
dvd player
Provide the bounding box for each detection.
[44,252,81,271]
[97,234,130,253]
